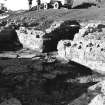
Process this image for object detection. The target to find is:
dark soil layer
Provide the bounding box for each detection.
[0,58,100,105]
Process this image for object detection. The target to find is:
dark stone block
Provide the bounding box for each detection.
[0,28,22,51]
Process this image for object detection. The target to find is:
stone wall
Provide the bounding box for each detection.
[57,21,105,74]
[16,27,45,52]
[16,20,80,52]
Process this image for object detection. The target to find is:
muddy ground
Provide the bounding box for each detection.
[0,4,105,105]
[0,55,102,105]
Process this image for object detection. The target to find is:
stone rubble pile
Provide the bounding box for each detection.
[57,22,105,74]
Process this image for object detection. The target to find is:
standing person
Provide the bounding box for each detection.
[37,0,41,10]
[28,0,33,10]
[96,0,102,7]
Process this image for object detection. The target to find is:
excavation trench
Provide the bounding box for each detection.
[0,20,104,105]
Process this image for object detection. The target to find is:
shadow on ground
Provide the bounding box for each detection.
[0,58,97,105]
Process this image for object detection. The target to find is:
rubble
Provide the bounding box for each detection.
[57,22,105,74]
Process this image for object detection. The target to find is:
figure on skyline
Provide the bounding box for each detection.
[28,0,33,10]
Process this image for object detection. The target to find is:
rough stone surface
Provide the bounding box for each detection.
[57,40,72,60]
[0,27,22,51]
[16,27,45,52]
[57,21,105,74]
[87,80,105,105]
[68,79,105,105]
[45,21,64,33]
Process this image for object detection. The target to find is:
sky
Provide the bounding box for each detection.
[0,0,30,11]
[0,0,52,11]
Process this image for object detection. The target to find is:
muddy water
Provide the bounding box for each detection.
[0,58,97,105]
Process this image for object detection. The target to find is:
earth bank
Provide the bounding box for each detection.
[0,6,105,105]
